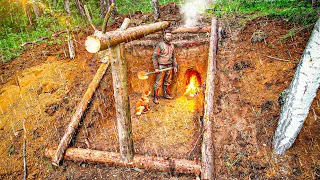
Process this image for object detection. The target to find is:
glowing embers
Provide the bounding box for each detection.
[184,69,201,97]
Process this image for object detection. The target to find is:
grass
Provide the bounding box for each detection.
[209,0,319,26]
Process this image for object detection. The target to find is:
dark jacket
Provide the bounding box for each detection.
[152,42,178,69]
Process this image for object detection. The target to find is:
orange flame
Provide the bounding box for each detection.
[185,75,200,97]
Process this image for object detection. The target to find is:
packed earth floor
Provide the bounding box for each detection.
[0,3,319,179]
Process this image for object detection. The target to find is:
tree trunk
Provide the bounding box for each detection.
[75,0,85,17]
[201,17,218,180]
[85,21,170,53]
[45,148,201,175]
[52,62,110,166]
[311,0,319,7]
[32,0,41,19]
[22,0,34,26]
[109,0,117,15]
[152,0,160,20]
[273,18,320,155]
[100,0,109,19]
[65,0,71,16]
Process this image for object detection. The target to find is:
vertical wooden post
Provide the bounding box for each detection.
[110,44,134,163]
[109,19,133,163]
[201,17,218,180]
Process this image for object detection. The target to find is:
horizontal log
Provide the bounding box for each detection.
[85,21,170,53]
[125,40,209,48]
[170,26,211,33]
[45,148,201,175]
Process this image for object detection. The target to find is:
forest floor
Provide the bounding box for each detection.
[0,3,319,180]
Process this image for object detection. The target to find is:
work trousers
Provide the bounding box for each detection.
[154,64,173,90]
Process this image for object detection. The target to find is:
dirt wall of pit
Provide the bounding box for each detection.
[124,39,209,96]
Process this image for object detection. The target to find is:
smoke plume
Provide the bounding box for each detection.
[180,0,209,27]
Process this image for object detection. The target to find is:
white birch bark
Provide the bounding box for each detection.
[152,0,160,20]
[273,18,320,155]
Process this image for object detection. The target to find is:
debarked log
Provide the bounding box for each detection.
[201,17,218,180]
[45,148,201,175]
[85,21,170,53]
[171,26,211,33]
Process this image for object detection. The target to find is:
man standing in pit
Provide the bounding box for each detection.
[152,29,178,104]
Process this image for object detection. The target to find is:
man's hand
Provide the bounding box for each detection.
[155,69,159,74]
[174,67,178,73]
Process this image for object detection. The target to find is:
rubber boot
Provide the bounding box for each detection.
[164,85,173,99]
[153,88,160,104]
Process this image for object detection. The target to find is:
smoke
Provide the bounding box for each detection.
[180,0,210,27]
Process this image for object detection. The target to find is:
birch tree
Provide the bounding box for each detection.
[273,18,320,155]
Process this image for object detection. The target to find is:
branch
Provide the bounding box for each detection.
[84,5,96,31]
[102,3,115,34]
[266,55,290,62]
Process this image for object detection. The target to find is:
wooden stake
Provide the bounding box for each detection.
[52,62,110,166]
[66,19,75,59]
[201,17,218,180]
[23,118,27,180]
[102,3,115,34]
[46,148,201,175]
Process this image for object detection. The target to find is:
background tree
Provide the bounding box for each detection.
[100,0,109,18]
[75,0,85,17]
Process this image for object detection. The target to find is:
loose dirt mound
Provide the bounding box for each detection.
[215,17,319,179]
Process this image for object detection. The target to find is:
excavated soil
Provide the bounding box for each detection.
[0,3,319,180]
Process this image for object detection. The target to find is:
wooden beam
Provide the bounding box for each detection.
[45,148,201,175]
[85,21,170,53]
[201,17,218,180]
[273,18,320,155]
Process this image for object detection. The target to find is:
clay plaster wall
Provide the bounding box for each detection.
[124,43,209,96]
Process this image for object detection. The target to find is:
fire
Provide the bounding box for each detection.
[185,75,200,97]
